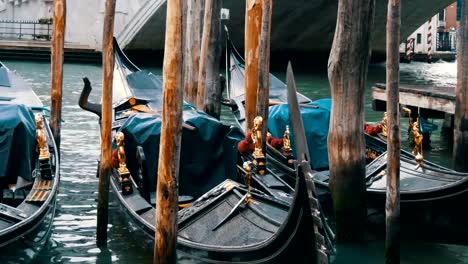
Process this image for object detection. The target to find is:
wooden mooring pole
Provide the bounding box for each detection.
[197,0,223,119]
[327,0,375,242]
[385,0,401,263]
[183,0,203,105]
[454,0,468,172]
[244,0,262,131]
[256,0,272,154]
[50,0,66,151]
[96,0,116,246]
[154,0,183,262]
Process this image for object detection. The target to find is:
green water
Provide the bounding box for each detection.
[1,58,465,263]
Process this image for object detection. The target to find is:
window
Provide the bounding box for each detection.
[417,33,422,44]
[439,10,445,21]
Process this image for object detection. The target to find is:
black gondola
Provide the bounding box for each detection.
[226,38,468,204]
[78,38,331,263]
[0,62,60,262]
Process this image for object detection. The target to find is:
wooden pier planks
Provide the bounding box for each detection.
[372,83,456,114]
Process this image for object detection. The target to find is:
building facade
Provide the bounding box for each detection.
[0,0,147,50]
[401,2,458,59]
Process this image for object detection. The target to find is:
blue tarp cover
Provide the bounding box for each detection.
[268,99,332,170]
[0,104,36,182]
[118,106,244,198]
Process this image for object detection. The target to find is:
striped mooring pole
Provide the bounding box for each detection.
[406,38,414,61]
[427,18,433,61]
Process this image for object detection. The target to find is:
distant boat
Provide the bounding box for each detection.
[225,38,468,204]
[0,62,60,261]
[78,38,330,263]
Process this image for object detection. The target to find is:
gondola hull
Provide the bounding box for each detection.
[226,39,468,205]
[0,63,60,261]
[78,38,329,263]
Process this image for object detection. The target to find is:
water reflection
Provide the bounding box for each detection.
[1,59,465,263]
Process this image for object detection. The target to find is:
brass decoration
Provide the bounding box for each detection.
[250,116,266,175]
[35,113,49,161]
[282,125,292,153]
[242,161,253,205]
[380,112,388,137]
[402,107,412,116]
[115,132,133,195]
[251,116,265,158]
[115,132,130,175]
[410,118,424,168]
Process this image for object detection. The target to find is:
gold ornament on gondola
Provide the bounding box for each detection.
[282,125,292,153]
[35,113,49,161]
[410,117,424,168]
[251,116,266,175]
[115,132,130,175]
[242,161,253,205]
[251,116,265,159]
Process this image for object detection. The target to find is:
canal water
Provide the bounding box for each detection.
[1,58,465,263]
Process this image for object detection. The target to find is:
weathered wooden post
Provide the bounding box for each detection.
[385,0,401,263]
[50,0,66,151]
[183,0,203,105]
[96,0,116,246]
[154,0,183,262]
[454,0,468,172]
[197,0,223,119]
[327,0,375,242]
[244,0,262,131]
[256,0,272,154]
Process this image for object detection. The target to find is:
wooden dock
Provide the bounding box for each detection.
[372,83,455,117]
[0,39,100,63]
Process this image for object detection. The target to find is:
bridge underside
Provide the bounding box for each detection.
[123,0,453,61]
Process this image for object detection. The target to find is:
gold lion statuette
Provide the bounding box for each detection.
[35,113,49,161]
[411,118,424,168]
[115,132,130,175]
[251,116,265,159]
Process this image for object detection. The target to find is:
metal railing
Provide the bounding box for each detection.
[0,19,52,40]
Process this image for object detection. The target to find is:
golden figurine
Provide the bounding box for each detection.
[35,113,49,161]
[282,125,292,153]
[242,161,253,205]
[250,116,266,175]
[115,132,130,175]
[411,118,424,168]
[380,112,388,137]
[251,116,265,158]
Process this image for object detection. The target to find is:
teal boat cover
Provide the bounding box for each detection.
[268,99,332,170]
[0,104,36,183]
[419,117,438,134]
[118,105,244,198]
